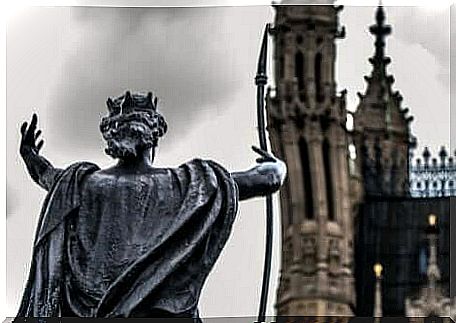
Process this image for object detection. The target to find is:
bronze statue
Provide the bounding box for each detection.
[16,91,286,319]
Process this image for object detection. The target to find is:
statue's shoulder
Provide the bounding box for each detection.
[56,161,100,182]
[178,158,228,171]
[57,161,100,186]
[66,161,100,172]
[177,158,232,184]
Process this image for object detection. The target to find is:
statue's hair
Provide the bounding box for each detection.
[100,91,168,159]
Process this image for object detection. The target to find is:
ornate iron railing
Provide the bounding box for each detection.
[409,146,456,198]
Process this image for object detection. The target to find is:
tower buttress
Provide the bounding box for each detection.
[267,4,355,316]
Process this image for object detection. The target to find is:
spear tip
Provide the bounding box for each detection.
[256,24,270,85]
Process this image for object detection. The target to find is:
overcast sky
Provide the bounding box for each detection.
[6,3,451,318]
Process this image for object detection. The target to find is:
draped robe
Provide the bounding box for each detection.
[16,158,238,319]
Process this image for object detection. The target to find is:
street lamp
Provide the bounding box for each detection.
[373,262,383,318]
[426,214,440,292]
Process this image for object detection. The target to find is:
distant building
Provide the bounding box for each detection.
[266,3,454,318]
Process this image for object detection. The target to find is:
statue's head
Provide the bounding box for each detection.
[100,91,167,159]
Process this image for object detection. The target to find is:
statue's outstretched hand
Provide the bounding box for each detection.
[231,146,287,200]
[251,145,287,184]
[20,113,44,157]
[19,113,61,191]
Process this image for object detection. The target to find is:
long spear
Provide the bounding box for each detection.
[255,23,273,323]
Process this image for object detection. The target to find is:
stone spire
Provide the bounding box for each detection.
[367,5,392,96]
[361,5,402,118]
[359,5,401,126]
[352,5,415,199]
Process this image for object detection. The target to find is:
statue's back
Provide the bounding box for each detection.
[65,166,187,316]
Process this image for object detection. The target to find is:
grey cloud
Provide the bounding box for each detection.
[47,6,266,155]
[388,6,449,88]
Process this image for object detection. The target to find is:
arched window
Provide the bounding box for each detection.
[315,52,323,102]
[295,50,305,92]
[323,138,335,221]
[299,138,314,219]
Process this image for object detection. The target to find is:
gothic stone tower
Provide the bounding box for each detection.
[266,4,355,316]
[352,6,414,199]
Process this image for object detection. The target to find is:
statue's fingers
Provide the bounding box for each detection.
[30,113,38,130]
[35,130,42,140]
[25,115,38,141]
[27,114,38,138]
[20,122,28,137]
[257,157,276,164]
[252,146,275,161]
[251,145,269,157]
[36,140,44,153]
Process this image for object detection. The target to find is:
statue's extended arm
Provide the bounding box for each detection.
[20,114,63,191]
[231,146,287,201]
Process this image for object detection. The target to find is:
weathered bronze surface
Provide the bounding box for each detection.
[16,91,286,320]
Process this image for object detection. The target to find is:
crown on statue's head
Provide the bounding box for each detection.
[106,90,159,116]
[100,90,168,150]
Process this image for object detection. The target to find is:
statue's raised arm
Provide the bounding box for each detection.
[19,113,63,191]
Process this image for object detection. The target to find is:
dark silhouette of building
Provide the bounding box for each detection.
[266,3,454,318]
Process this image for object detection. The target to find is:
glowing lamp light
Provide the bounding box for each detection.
[428,214,437,227]
[374,263,383,278]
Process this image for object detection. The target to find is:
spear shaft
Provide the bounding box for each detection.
[255,23,272,323]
